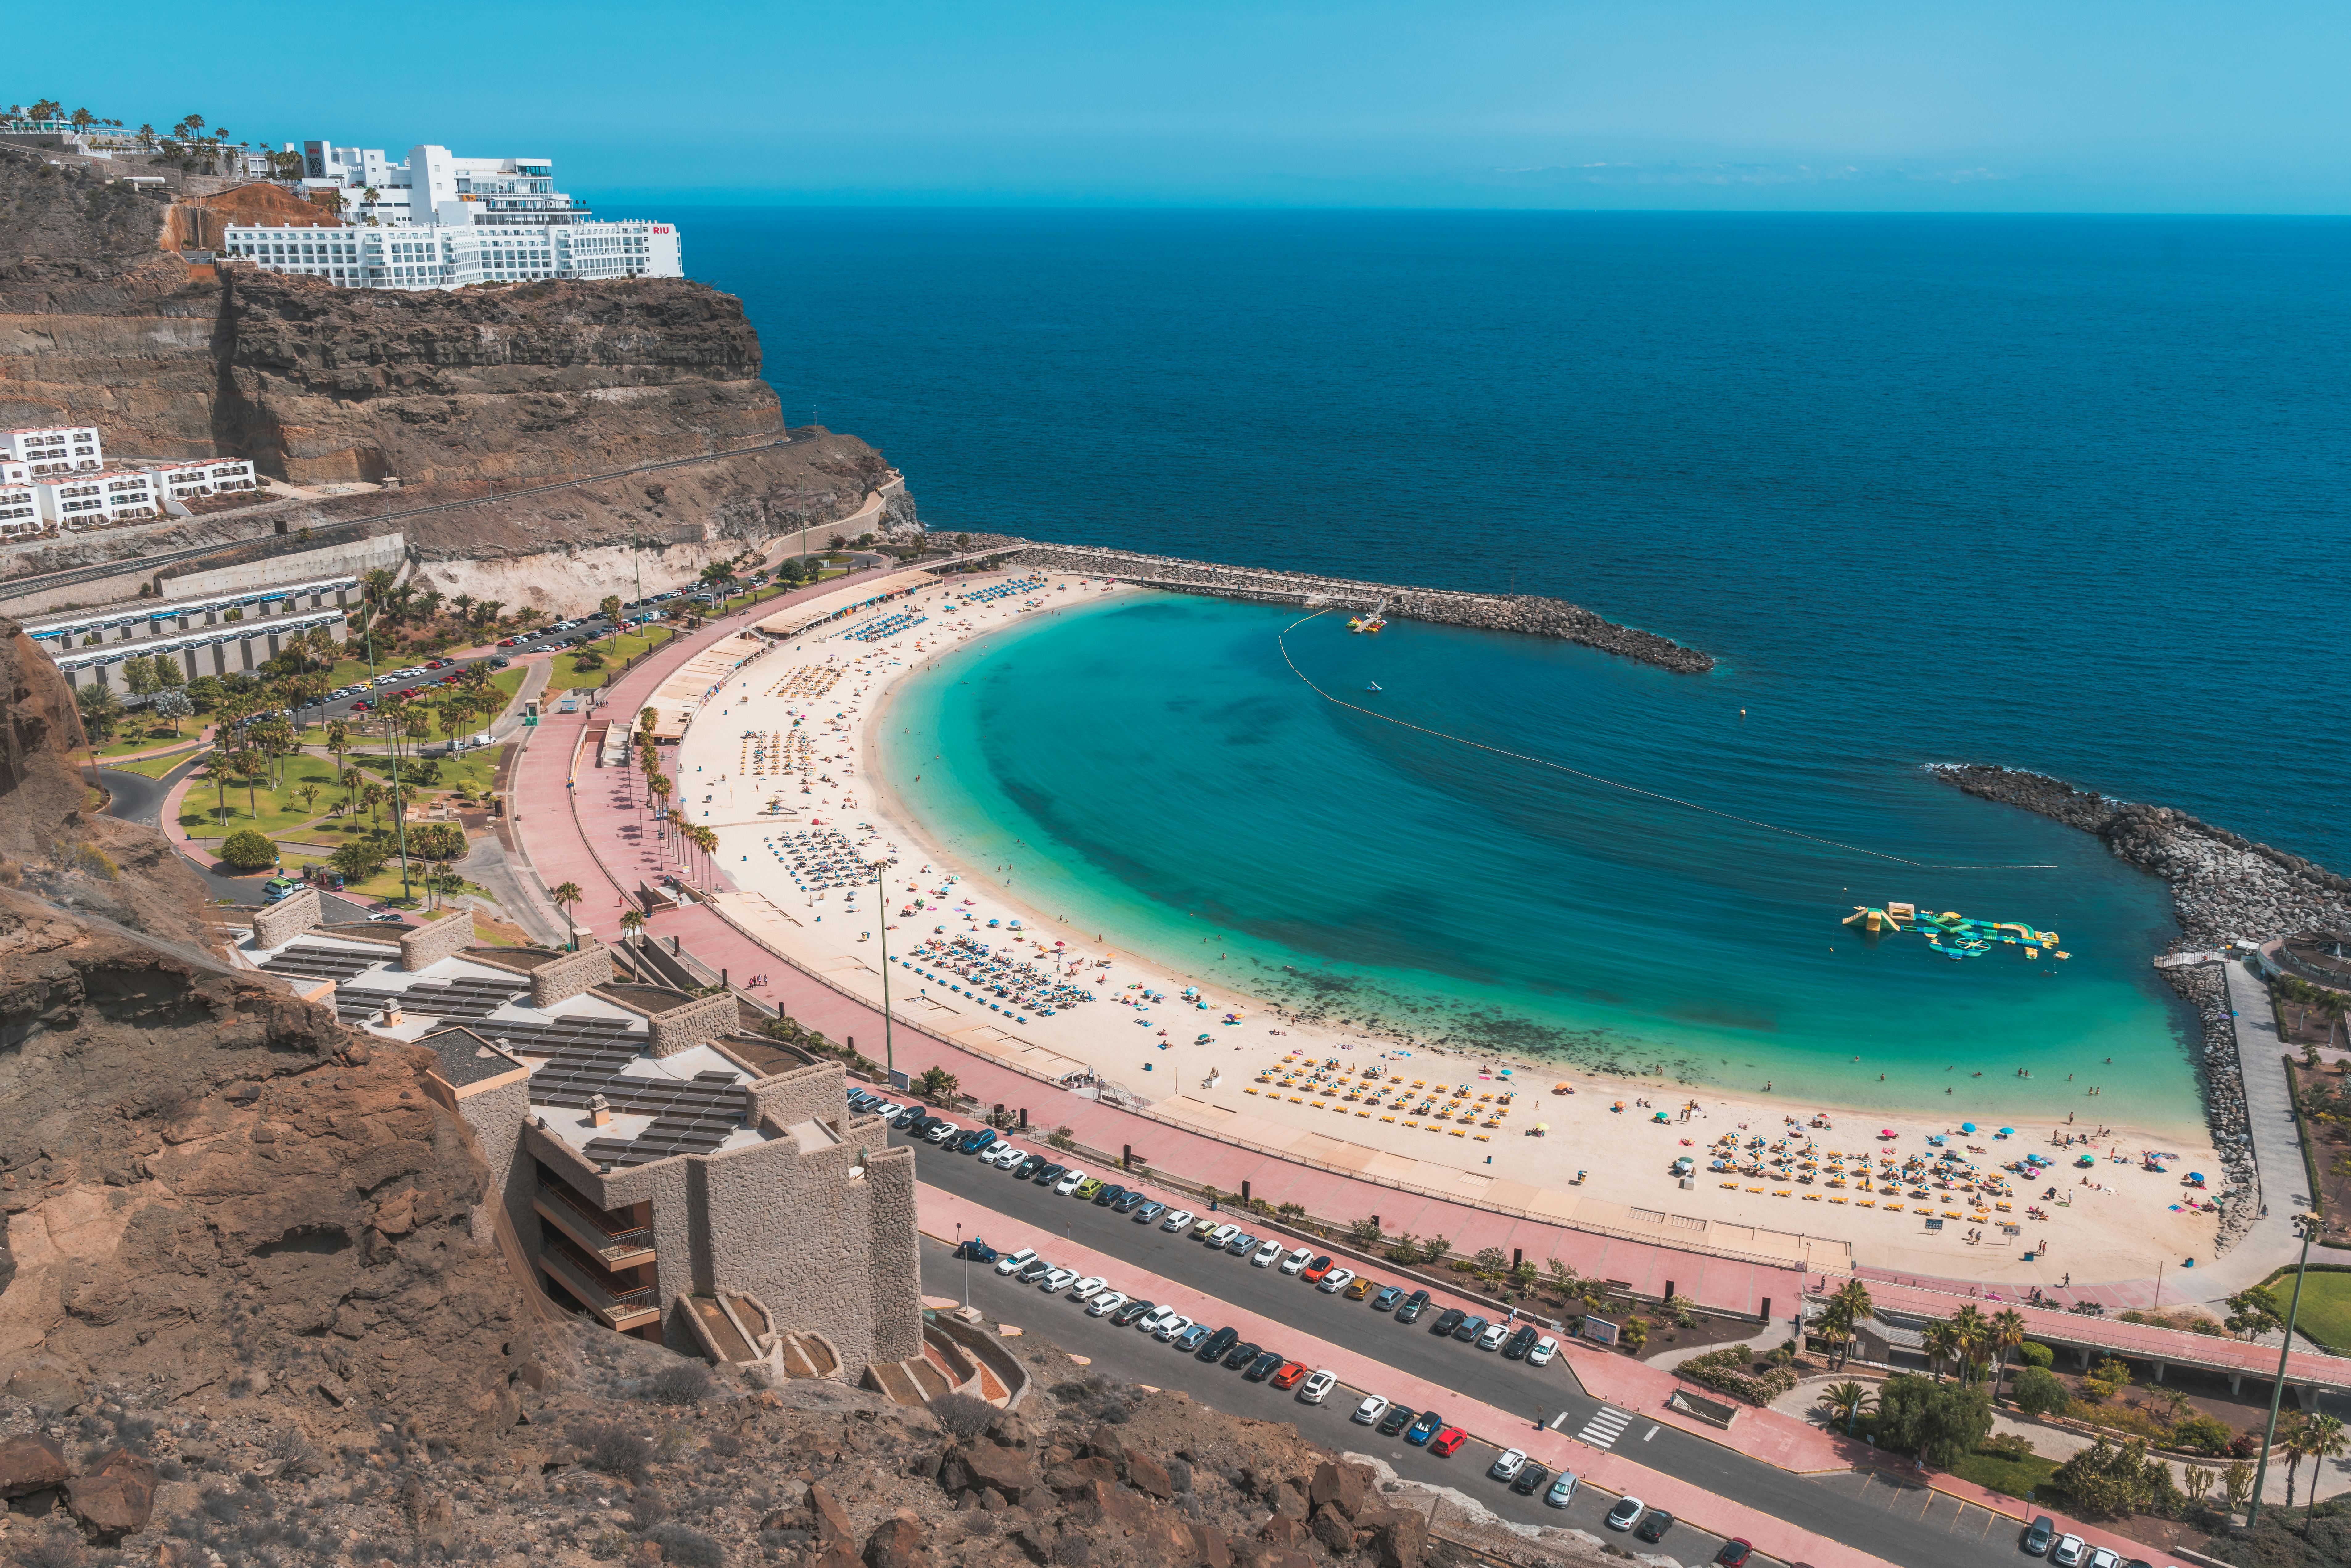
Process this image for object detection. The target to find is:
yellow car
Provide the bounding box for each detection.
[1344,1274,1380,1301]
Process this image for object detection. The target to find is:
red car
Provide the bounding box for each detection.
[1714,1542,1753,1568]
[1429,1427,1467,1457]
[498,637,519,647]
[425,660,445,669]
[1270,1362,1309,1390]
[1300,1256,1336,1283]
[438,675,460,685]
[350,700,371,712]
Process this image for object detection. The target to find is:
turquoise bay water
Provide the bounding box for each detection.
[879,592,2202,1137]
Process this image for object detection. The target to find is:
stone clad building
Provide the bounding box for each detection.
[238,892,920,1377]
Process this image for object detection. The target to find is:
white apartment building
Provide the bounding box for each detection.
[150,458,260,504]
[0,481,36,540]
[0,426,103,475]
[35,469,159,527]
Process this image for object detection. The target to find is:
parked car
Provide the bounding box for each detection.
[1404,1411,1443,1447]
[1344,1275,1379,1301]
[922,1121,960,1144]
[1221,1340,1262,1371]
[1243,1352,1284,1383]
[1270,1361,1309,1390]
[1173,1323,1213,1352]
[1086,1293,1131,1319]
[1016,1259,1055,1284]
[1252,1240,1284,1268]
[1134,1305,1176,1335]
[2023,1517,2057,1557]
[1154,1315,1194,1343]
[958,1129,998,1155]
[991,1144,1028,1169]
[1452,1315,1488,1344]
[1224,1232,1258,1256]
[1714,1541,1753,1567]
[994,1248,1038,1277]
[1191,1217,1223,1239]
[2049,1536,2087,1568]
[1132,1200,1165,1224]
[1112,1299,1156,1327]
[953,1237,998,1263]
[1476,1322,1511,1351]
[1160,1209,1195,1232]
[1279,1247,1313,1275]
[1370,1286,1406,1313]
[1299,1370,1336,1404]
[1353,1395,1391,1426]
[1111,1190,1147,1213]
[1544,1471,1579,1509]
[1301,1256,1336,1283]
[1633,1511,1674,1545]
[1090,1183,1124,1206]
[2084,1551,2120,1568]
[1039,1268,1078,1292]
[1431,1309,1466,1338]
[1068,1276,1106,1302]
[1488,1450,1527,1482]
[1605,1497,1645,1532]
[1028,1159,1060,1183]
[1206,1223,1241,1249]
[1527,1336,1559,1367]
[1429,1427,1467,1457]
[1317,1268,1357,1295]
[1197,1327,1239,1363]
[1053,1169,1088,1196]
[1071,1177,1106,1200]
[1502,1325,1540,1359]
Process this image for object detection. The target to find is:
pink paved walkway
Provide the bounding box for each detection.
[507,574,1808,1319]
[917,1185,1892,1568]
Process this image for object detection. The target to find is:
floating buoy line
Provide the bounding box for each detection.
[1276,609,2057,873]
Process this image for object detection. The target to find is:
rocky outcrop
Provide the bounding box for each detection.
[1008,543,1711,674]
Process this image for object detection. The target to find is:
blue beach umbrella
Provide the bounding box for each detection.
[1961,1123,1976,1133]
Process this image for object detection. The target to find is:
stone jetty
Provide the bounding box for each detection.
[1936,764,2351,1254]
[1003,543,1713,674]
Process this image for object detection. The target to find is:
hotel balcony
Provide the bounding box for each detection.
[535,1232,661,1333]
[532,1179,657,1270]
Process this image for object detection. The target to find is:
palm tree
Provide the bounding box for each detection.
[619,908,646,946]
[1989,1308,2029,1396]
[296,783,321,819]
[362,781,386,827]
[340,766,364,818]
[1950,1305,1990,1386]
[1819,1381,1876,1436]
[2297,1413,2349,1533]
[2283,1413,2313,1516]
[1923,1320,1962,1384]
[550,881,585,948]
[452,593,474,626]
[601,594,623,652]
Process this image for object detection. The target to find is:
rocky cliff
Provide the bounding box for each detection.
[0,145,908,597]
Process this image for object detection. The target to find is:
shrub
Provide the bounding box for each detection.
[2049,1437,2185,1519]
[644,1523,723,1568]
[406,822,466,861]
[2010,1366,2073,1418]
[1676,1346,1799,1404]
[572,1421,653,1479]
[1872,1373,1993,1467]
[2017,1342,2055,1369]
[219,830,278,871]
[644,1362,714,1406]
[930,1391,997,1440]
[2169,1413,2235,1456]
[1978,1432,2036,1462]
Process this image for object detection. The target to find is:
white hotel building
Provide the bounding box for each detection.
[218,143,681,292]
[0,427,258,539]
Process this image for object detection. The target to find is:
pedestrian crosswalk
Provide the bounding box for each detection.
[1575,1405,1633,1450]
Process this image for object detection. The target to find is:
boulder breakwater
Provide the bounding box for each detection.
[1937,764,2351,1255]
[1003,543,1713,674]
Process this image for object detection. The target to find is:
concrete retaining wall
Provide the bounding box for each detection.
[158,530,407,600]
[648,991,741,1058]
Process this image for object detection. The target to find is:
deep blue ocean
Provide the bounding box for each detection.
[675,208,2351,1128]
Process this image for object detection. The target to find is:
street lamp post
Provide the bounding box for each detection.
[958,1222,969,1311]
[873,856,895,1086]
[2247,1212,2319,1530]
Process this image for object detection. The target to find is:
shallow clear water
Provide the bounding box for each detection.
[879,592,2202,1135]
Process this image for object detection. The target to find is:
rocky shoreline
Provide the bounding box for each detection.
[1001,542,1713,674]
[1934,764,2351,1255]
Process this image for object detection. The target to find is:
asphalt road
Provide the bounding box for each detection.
[99,753,302,902]
[900,1129,2042,1568]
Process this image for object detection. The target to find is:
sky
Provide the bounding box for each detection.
[19,1,2351,211]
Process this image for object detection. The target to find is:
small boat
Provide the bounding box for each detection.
[1365,682,1382,692]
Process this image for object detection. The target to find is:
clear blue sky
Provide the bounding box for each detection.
[22,0,2351,211]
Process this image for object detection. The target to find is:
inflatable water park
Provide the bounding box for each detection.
[1841,902,2069,963]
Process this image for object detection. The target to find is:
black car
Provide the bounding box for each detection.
[1510,1462,1550,1497]
[1633,1511,1674,1545]
[1452,1315,1487,1344]
[1093,1184,1126,1207]
[1243,1351,1284,1382]
[953,1237,998,1263]
[908,1115,942,1140]
[1016,1259,1054,1284]
[1112,1190,1149,1214]
[891,1108,924,1130]
[1502,1325,1540,1360]
[1034,1163,1067,1186]
[1014,1155,1047,1180]
[1395,1290,1431,1324]
[1197,1326,1240,1363]
[1109,1299,1154,1327]
[1431,1308,1466,1338]
[1375,1405,1417,1437]
[1221,1340,1262,1370]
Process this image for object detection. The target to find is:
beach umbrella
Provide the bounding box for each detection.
[1961,1123,1976,1133]
[1999,1128,2014,1135]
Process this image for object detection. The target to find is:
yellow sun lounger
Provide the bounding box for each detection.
[1745,1187,1764,1194]
[1859,1200,1875,1208]
[1885,1204,1905,1212]
[1473,1134,1491,1142]
[1721,1181,1739,1189]
[1829,1196,1848,1204]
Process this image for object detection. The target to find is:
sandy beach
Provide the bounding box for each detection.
[672,570,2224,1291]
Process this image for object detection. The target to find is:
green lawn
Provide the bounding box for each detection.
[180,757,347,833]
[87,724,202,759]
[1947,1447,2059,1503]
[2258,1267,2351,1354]
[109,747,208,779]
[344,745,504,799]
